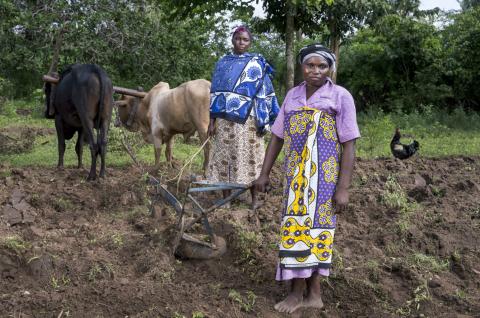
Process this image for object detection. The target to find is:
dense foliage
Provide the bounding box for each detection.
[0,0,479,112]
[0,0,228,98]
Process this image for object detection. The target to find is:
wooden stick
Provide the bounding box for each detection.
[42,74,148,98]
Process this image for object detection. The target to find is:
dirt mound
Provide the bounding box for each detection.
[0,157,479,317]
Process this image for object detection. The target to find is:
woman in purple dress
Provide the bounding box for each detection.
[255,44,360,314]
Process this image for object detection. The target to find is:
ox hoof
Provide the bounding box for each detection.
[57,165,65,171]
[86,175,97,181]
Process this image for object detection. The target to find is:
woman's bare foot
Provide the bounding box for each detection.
[274,293,303,314]
[302,291,324,309]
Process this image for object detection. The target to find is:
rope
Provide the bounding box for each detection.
[166,136,210,193]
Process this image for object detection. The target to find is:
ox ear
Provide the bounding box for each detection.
[114,100,128,108]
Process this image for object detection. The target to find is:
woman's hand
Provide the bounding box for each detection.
[254,174,271,193]
[207,119,216,137]
[333,187,349,213]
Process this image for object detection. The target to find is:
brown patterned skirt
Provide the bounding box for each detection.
[206,117,265,185]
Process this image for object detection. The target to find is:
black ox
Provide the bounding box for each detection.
[45,64,113,180]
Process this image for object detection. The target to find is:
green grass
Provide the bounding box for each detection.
[1,99,480,169]
[0,99,204,169]
[0,99,52,128]
[357,105,480,158]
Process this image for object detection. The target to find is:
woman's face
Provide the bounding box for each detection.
[232,31,251,55]
[302,55,330,87]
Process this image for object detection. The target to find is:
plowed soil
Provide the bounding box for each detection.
[1,156,479,318]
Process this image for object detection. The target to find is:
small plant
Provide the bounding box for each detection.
[407,253,449,273]
[192,311,206,318]
[332,247,344,271]
[395,281,431,315]
[111,233,124,248]
[365,260,380,282]
[228,289,257,312]
[51,274,70,290]
[430,185,445,197]
[87,262,115,282]
[382,176,411,211]
[29,193,41,208]
[2,235,31,254]
[234,227,261,264]
[385,242,400,255]
[381,176,418,234]
[455,288,467,300]
[172,312,186,318]
[88,264,102,282]
[53,197,74,212]
[51,275,60,290]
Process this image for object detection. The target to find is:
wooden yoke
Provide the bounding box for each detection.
[42,74,148,98]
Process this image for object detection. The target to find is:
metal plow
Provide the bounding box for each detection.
[149,177,251,259]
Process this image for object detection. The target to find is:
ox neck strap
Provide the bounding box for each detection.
[126,98,140,128]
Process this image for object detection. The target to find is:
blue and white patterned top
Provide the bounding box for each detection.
[210,53,280,134]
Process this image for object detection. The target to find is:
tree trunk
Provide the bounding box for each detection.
[48,26,66,75]
[328,19,340,83]
[330,34,340,83]
[294,29,303,85]
[285,0,296,91]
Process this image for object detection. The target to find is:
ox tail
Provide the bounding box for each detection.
[92,66,106,131]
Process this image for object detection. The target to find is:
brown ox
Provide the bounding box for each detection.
[114,79,210,172]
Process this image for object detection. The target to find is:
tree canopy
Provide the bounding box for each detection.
[0,0,478,112]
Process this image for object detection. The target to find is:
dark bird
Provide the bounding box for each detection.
[390,128,419,160]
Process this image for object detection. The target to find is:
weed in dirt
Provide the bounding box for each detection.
[385,242,401,256]
[87,262,115,282]
[407,253,449,274]
[382,176,418,234]
[149,265,176,283]
[332,247,344,272]
[29,193,42,208]
[366,260,381,282]
[51,274,70,290]
[2,235,31,254]
[233,226,261,265]
[53,197,74,212]
[228,289,257,313]
[191,311,206,318]
[396,281,431,316]
[455,288,468,300]
[111,233,124,249]
[88,264,102,282]
[173,312,186,318]
[430,185,445,198]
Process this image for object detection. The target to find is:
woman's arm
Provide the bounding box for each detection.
[255,135,284,192]
[333,139,356,212]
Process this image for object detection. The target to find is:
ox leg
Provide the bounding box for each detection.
[75,129,84,169]
[98,120,109,178]
[80,120,98,181]
[55,115,66,170]
[164,135,174,168]
[153,135,163,171]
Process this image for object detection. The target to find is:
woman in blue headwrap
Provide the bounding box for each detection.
[207,26,280,208]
